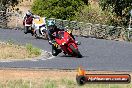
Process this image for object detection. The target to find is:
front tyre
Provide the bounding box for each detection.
[52,45,60,56]
[34,31,39,39]
[39,27,48,40]
[42,31,48,40]
[69,45,82,58]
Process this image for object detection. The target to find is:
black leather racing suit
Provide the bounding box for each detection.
[47,25,63,56]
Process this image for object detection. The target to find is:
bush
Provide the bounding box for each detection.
[75,1,113,25]
[26,43,41,56]
[31,0,84,20]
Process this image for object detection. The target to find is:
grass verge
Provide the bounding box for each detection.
[26,43,41,56]
[0,42,41,59]
[0,69,131,88]
[0,78,132,88]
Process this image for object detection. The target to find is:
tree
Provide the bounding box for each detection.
[0,0,19,28]
[0,0,18,6]
[99,0,132,26]
[0,0,19,11]
[31,0,84,20]
[82,0,88,5]
[100,0,132,16]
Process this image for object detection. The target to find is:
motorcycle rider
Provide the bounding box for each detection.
[47,20,78,56]
[47,20,62,56]
[23,10,34,35]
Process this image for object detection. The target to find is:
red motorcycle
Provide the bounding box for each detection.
[54,30,82,58]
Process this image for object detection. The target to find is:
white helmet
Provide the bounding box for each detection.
[26,11,32,16]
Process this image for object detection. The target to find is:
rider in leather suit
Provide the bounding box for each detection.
[23,11,34,35]
[47,20,63,56]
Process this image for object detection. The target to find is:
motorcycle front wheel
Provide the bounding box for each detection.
[69,45,82,58]
[39,29,48,40]
[42,31,48,39]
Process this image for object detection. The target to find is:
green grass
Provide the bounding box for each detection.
[0,79,131,88]
[61,78,76,88]
[26,43,41,56]
[7,39,15,45]
[0,80,30,88]
[43,79,57,88]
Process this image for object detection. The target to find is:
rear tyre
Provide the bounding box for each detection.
[69,45,82,58]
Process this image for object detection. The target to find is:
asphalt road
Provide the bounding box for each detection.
[0,29,132,71]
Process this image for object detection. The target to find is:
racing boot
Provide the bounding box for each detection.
[24,26,28,34]
[52,45,62,56]
[31,29,34,36]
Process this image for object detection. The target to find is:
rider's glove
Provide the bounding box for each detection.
[48,40,53,45]
[49,40,55,45]
[53,42,58,48]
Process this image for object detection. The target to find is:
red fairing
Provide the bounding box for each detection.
[68,42,78,52]
[55,32,69,45]
[55,31,78,55]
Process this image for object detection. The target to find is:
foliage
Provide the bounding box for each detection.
[31,0,84,20]
[82,0,88,5]
[99,0,132,16]
[61,78,75,88]
[0,79,131,88]
[0,0,19,10]
[99,0,132,26]
[26,43,41,56]
[43,79,57,88]
[5,79,30,88]
[7,39,14,45]
[75,3,111,25]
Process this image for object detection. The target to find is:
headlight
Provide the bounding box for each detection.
[62,42,66,45]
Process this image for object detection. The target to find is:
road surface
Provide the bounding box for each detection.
[0,29,132,71]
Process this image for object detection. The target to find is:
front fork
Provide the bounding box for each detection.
[68,43,78,52]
